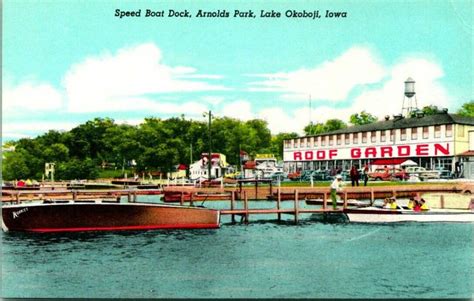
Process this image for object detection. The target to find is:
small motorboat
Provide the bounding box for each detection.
[343,206,474,223]
[2,199,220,233]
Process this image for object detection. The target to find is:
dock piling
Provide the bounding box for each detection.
[323,192,327,209]
[231,191,236,223]
[244,191,249,223]
[277,188,281,221]
[294,190,299,224]
[343,192,348,209]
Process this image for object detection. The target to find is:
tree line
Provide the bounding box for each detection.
[2,116,298,181]
[3,102,473,181]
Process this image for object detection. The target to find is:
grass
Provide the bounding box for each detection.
[97,169,133,179]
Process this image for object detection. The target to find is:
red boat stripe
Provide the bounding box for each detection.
[25,224,220,233]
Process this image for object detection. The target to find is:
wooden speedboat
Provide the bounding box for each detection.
[343,206,474,223]
[2,200,220,233]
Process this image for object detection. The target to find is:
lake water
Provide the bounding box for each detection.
[2,197,473,298]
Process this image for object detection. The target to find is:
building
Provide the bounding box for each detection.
[243,154,283,179]
[189,153,232,180]
[283,112,474,177]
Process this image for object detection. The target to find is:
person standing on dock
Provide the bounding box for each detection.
[330,175,343,210]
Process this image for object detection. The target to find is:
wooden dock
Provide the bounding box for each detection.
[219,189,346,224]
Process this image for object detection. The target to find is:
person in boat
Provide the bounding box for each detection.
[330,175,343,210]
[420,198,429,211]
[407,197,415,209]
[389,197,398,210]
[382,198,392,209]
[413,199,422,212]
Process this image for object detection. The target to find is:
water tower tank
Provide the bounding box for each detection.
[404,77,416,98]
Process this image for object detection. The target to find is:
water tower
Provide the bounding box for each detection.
[401,77,418,117]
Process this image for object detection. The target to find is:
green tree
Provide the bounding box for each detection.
[304,119,347,135]
[350,111,378,125]
[267,132,299,160]
[2,149,31,180]
[56,158,99,180]
[457,101,474,117]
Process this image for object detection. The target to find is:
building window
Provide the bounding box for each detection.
[423,126,429,139]
[337,134,342,145]
[309,137,314,147]
[411,127,418,140]
[315,137,320,147]
[329,135,334,146]
[446,124,453,137]
[458,125,465,137]
[380,131,386,142]
[302,138,306,148]
[353,133,359,144]
[321,136,326,147]
[390,130,395,142]
[434,125,441,138]
[400,128,406,141]
[371,131,376,143]
[345,134,350,145]
[362,132,367,143]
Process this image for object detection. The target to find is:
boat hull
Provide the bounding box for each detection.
[2,202,220,232]
[344,208,474,223]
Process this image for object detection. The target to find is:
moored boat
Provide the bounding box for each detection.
[2,200,220,232]
[343,207,474,223]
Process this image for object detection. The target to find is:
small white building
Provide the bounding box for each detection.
[189,153,231,180]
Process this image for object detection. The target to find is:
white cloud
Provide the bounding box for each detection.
[254,54,452,135]
[248,46,386,101]
[219,100,254,120]
[3,82,63,114]
[350,57,450,118]
[2,121,78,139]
[63,43,228,112]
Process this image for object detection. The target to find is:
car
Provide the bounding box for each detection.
[300,170,332,181]
[269,171,288,181]
[368,168,408,181]
[434,167,454,179]
[404,166,440,180]
[287,171,301,181]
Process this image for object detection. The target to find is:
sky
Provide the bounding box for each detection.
[2,0,472,140]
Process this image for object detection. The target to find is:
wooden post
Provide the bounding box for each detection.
[370,188,375,205]
[244,191,249,223]
[239,182,243,200]
[180,191,184,206]
[392,190,396,198]
[343,192,348,210]
[190,193,194,207]
[15,192,20,204]
[255,181,258,200]
[277,188,281,221]
[73,191,78,201]
[323,192,327,210]
[231,191,235,223]
[440,194,445,209]
[294,189,299,224]
[132,191,137,203]
[127,191,131,203]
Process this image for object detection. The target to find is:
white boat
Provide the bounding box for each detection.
[343,207,474,223]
